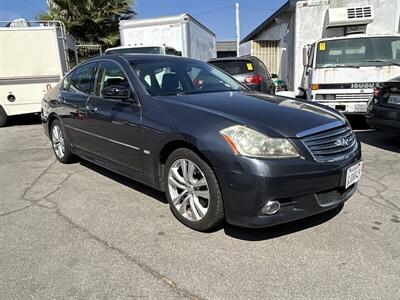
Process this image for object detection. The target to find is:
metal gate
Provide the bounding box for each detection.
[252,40,279,74]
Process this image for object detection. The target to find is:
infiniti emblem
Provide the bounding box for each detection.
[335,137,349,147]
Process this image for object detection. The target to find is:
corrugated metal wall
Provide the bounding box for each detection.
[251,40,279,74]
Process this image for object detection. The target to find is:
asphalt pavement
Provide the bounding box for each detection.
[0,116,399,299]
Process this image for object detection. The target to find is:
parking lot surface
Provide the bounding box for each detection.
[1,118,399,299]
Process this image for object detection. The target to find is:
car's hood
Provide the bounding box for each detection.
[380,75,400,88]
[162,91,345,138]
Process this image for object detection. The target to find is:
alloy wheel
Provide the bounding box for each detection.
[52,124,65,159]
[167,159,210,221]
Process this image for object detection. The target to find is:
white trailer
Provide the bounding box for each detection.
[288,0,400,114]
[0,20,77,126]
[119,14,217,61]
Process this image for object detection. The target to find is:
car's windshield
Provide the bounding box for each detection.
[107,47,163,55]
[316,37,400,68]
[130,59,246,96]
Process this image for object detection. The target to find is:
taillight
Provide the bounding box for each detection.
[373,87,381,97]
[244,75,262,84]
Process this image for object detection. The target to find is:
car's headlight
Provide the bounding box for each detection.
[220,125,299,158]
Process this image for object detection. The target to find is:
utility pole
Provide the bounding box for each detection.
[235,2,240,57]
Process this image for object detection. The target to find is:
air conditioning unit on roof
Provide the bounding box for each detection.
[327,6,374,27]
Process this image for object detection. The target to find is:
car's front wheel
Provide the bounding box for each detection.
[164,148,224,231]
[50,119,75,163]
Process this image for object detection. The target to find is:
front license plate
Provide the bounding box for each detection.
[345,161,363,189]
[354,103,367,113]
[388,94,400,105]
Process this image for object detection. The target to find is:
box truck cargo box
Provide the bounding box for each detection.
[0,20,77,126]
[119,14,216,61]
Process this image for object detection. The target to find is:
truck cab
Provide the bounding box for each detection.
[300,35,400,114]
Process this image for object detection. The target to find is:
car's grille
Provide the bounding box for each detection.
[301,125,358,162]
[335,93,371,101]
[315,185,356,207]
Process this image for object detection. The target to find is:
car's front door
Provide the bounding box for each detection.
[61,62,97,151]
[85,60,143,172]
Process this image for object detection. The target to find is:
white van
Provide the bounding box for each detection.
[0,20,77,126]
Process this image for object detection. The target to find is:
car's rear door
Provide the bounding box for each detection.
[61,62,97,151]
[84,60,143,172]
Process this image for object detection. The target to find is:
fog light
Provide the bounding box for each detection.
[262,201,280,215]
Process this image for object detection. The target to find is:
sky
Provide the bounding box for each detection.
[0,0,287,40]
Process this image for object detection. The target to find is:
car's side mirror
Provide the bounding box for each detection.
[102,85,130,101]
[271,73,278,79]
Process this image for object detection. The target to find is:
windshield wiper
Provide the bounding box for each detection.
[363,59,400,67]
[177,89,242,95]
[321,63,360,68]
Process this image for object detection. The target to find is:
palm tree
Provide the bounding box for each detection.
[38,0,135,48]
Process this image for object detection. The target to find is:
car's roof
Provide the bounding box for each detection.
[87,53,200,64]
[208,56,258,63]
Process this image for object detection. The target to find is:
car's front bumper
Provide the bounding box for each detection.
[215,146,362,228]
[366,104,400,133]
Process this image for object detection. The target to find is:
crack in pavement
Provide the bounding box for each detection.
[2,159,205,300]
[0,159,57,218]
[359,170,400,212]
[0,202,37,218]
[49,201,204,300]
[358,189,400,212]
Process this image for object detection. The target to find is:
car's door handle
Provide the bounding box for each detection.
[86,105,98,112]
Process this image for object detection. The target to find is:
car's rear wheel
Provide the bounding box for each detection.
[0,106,7,127]
[50,119,74,163]
[164,148,224,231]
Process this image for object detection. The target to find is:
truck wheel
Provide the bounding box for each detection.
[164,148,224,231]
[0,106,7,127]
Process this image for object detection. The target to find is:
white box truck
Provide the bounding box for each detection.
[0,20,77,126]
[280,0,400,114]
[119,14,217,61]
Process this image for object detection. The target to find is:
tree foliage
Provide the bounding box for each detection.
[38,0,135,47]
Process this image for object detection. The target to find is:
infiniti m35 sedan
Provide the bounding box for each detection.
[42,54,362,231]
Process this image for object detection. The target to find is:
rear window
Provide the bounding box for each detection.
[210,60,254,76]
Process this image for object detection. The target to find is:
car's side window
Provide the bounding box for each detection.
[95,61,130,97]
[62,72,73,91]
[69,62,97,95]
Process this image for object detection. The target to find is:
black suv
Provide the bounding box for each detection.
[208,56,276,94]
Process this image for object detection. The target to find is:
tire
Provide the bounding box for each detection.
[0,106,7,127]
[50,119,75,163]
[164,148,224,231]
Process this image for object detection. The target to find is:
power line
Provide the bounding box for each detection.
[241,6,277,12]
[192,4,234,17]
